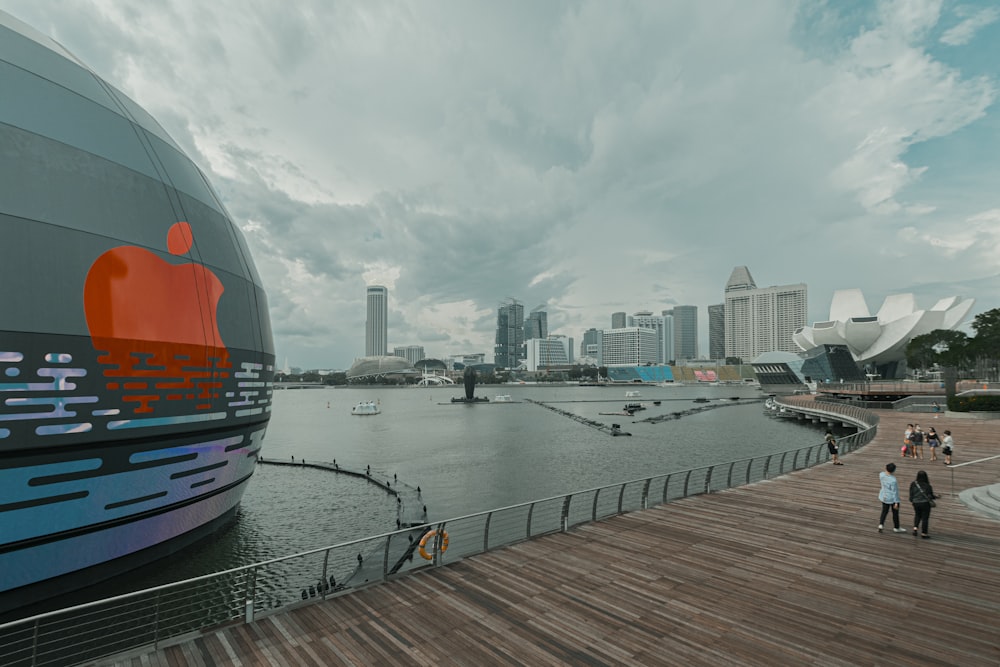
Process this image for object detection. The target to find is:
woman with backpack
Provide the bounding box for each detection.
[909,470,939,539]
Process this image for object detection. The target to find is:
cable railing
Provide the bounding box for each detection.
[945,453,1000,497]
[0,401,879,667]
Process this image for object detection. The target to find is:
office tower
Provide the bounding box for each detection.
[494,299,525,368]
[524,307,548,341]
[628,311,671,364]
[393,345,425,365]
[673,305,698,360]
[611,312,627,329]
[525,336,574,371]
[724,266,807,362]
[580,328,603,364]
[600,327,659,366]
[365,285,388,357]
[708,304,725,360]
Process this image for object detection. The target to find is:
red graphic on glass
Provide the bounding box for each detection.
[84,222,230,414]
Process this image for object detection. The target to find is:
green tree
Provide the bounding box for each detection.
[969,308,1000,380]
[906,330,970,373]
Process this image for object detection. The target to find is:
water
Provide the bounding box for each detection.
[64,384,839,601]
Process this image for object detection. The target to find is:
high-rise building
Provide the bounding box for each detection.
[525,336,574,371]
[628,311,672,364]
[724,266,807,362]
[600,327,659,366]
[672,305,698,360]
[393,345,425,365]
[580,328,603,364]
[365,285,388,357]
[708,304,725,360]
[524,307,548,341]
[611,312,627,329]
[494,299,525,369]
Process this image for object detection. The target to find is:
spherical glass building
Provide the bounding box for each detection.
[0,11,274,613]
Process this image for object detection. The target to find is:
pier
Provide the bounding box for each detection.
[29,403,1000,665]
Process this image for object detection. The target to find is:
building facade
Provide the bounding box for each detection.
[672,305,698,360]
[524,307,548,341]
[525,336,574,371]
[365,285,388,357]
[724,266,806,362]
[601,327,659,366]
[494,300,525,369]
[708,303,725,360]
[393,345,425,365]
[611,311,627,329]
[628,311,673,364]
[580,328,603,364]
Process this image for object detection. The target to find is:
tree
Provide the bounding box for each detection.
[968,308,1000,380]
[906,330,970,374]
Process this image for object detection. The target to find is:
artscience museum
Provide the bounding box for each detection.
[792,289,974,378]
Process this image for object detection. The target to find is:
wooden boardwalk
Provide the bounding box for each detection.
[93,406,1000,666]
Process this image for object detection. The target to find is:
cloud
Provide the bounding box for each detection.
[5,0,998,368]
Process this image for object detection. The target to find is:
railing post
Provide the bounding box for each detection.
[618,484,627,514]
[641,478,651,509]
[763,454,772,479]
[704,466,713,494]
[778,451,788,474]
[662,474,672,503]
[745,458,753,485]
[726,462,734,489]
[526,502,535,539]
[682,469,693,497]
[382,535,392,581]
[321,549,330,598]
[244,569,255,624]
[484,511,493,551]
[561,495,571,532]
[592,488,601,522]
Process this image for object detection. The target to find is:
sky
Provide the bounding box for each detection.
[5,0,1000,370]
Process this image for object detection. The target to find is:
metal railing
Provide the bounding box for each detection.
[945,453,1000,497]
[0,401,879,667]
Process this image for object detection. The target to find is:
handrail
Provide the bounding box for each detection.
[0,401,880,667]
[946,453,1000,497]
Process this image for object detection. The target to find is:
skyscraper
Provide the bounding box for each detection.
[365,285,388,357]
[393,345,424,365]
[611,312,627,329]
[494,299,525,369]
[628,311,671,364]
[672,305,698,360]
[524,307,548,341]
[601,327,659,366]
[724,266,807,362]
[708,303,725,360]
[580,328,603,364]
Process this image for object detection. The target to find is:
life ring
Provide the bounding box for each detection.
[418,529,450,560]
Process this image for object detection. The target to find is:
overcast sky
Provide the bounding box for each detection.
[7,1,1000,369]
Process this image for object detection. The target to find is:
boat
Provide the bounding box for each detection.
[351,401,382,415]
[624,402,645,412]
[494,394,513,403]
[609,423,632,437]
[625,390,641,398]
[0,14,274,617]
[694,398,710,403]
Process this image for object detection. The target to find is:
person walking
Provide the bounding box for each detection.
[878,463,905,533]
[942,430,954,465]
[926,426,941,462]
[910,425,924,460]
[826,431,843,465]
[909,470,939,538]
[902,424,913,458]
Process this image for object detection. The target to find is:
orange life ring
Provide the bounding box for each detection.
[418,529,449,560]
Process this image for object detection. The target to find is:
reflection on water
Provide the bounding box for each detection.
[107,385,839,597]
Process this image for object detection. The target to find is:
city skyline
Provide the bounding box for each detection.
[10,2,999,369]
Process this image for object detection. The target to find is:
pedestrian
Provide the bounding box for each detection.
[825,431,843,465]
[902,424,913,458]
[910,424,924,460]
[909,470,939,538]
[926,427,940,462]
[942,430,954,465]
[878,462,905,533]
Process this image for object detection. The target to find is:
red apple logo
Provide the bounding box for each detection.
[84,222,230,414]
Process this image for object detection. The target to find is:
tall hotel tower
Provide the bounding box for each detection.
[495,299,525,369]
[365,285,388,356]
[724,266,806,362]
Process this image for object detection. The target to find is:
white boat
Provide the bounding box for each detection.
[494,394,513,403]
[625,390,641,398]
[351,400,381,415]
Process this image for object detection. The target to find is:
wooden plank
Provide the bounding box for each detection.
[88,407,1000,666]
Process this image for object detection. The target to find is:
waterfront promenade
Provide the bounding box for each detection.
[94,405,1000,666]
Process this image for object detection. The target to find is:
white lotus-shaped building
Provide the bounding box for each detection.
[793,289,974,368]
